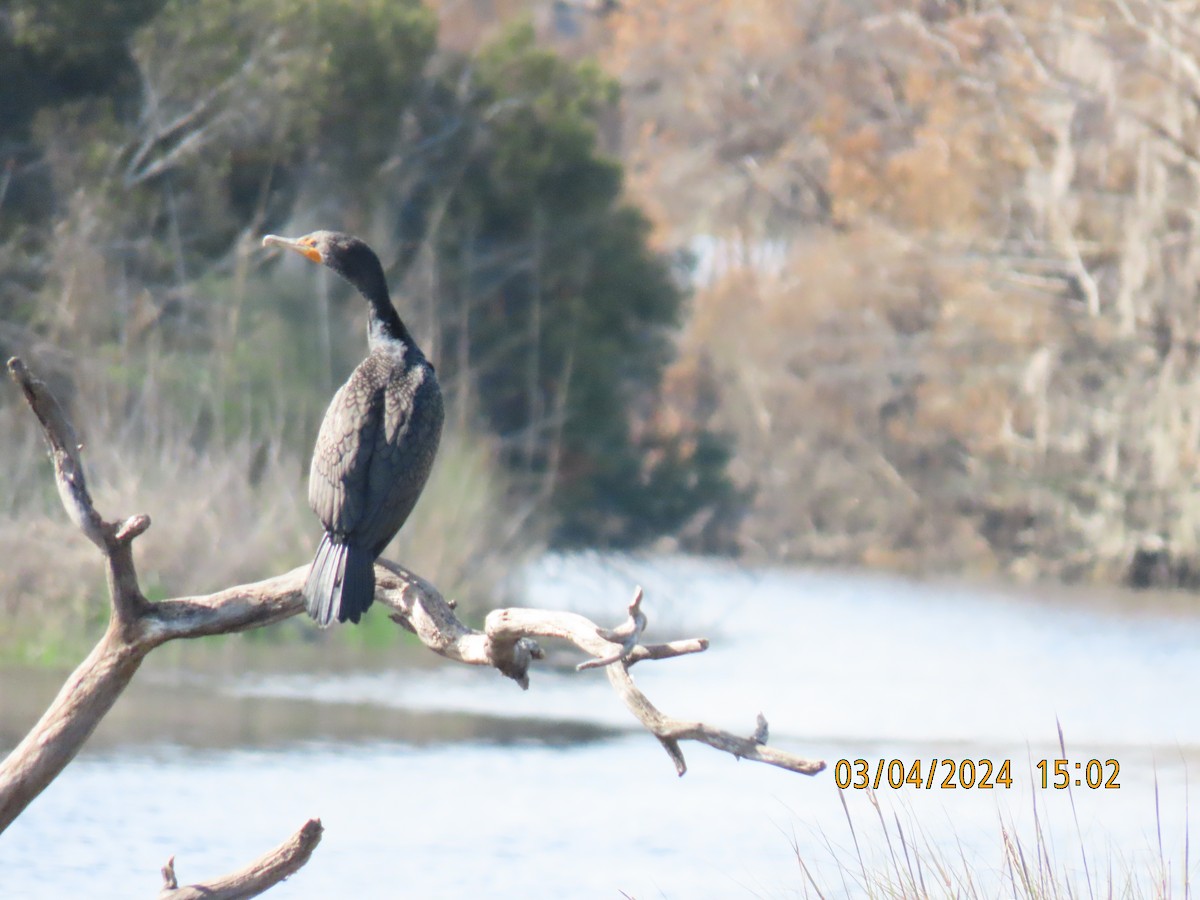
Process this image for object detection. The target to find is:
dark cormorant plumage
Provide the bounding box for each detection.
[262,230,444,626]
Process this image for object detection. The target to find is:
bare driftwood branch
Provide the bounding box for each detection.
[158,818,323,900]
[2,356,824,893]
[1,360,154,833]
[378,575,824,777]
[1,358,320,898]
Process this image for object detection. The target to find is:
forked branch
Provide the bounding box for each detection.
[384,586,824,776]
[2,356,824,895]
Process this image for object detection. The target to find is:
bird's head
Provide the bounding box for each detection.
[262,231,386,298]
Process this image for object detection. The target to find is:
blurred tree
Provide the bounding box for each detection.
[1,4,739,554]
[594,0,1200,583]
[0,0,164,157]
[398,23,738,547]
[0,0,164,320]
[113,0,437,276]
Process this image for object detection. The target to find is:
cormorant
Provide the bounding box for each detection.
[262,230,444,626]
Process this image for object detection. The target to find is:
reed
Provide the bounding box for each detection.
[795,753,1192,898]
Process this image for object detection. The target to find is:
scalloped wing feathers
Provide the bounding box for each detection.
[308,348,443,555]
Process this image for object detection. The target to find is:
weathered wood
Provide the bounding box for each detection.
[0,360,155,830]
[1,359,322,899]
[7,357,103,547]
[139,567,309,645]
[0,628,148,832]
[158,818,323,900]
[377,582,824,777]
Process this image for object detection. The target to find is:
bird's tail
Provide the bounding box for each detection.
[303,534,376,626]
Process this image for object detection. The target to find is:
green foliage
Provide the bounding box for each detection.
[468,23,620,220]
[412,22,734,546]
[5,0,438,301]
[0,0,163,133]
[0,0,163,292]
[313,0,438,175]
[1,5,741,562]
[0,580,109,666]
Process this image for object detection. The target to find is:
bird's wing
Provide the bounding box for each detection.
[353,372,418,545]
[308,372,384,537]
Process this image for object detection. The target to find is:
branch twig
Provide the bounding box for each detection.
[377,567,825,777]
[158,818,323,900]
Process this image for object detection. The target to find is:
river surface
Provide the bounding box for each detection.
[1,555,1198,897]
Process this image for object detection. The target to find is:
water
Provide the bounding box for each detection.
[2,556,1198,897]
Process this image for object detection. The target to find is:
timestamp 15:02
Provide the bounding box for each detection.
[1037,759,1121,789]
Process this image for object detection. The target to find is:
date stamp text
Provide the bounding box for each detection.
[833,758,1121,790]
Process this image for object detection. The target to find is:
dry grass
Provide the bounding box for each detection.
[796,785,1191,898]
[795,731,1192,898]
[0,360,532,662]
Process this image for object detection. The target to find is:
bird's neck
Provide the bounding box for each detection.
[349,264,419,352]
[363,289,416,351]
